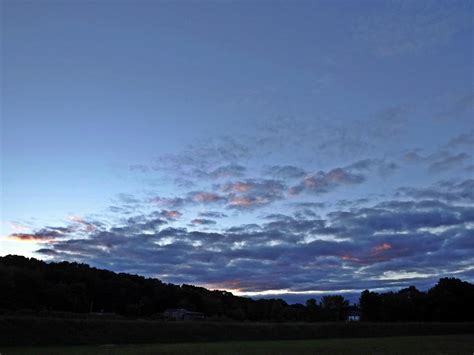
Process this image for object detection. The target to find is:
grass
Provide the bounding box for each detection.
[2,317,474,346]
[2,335,474,355]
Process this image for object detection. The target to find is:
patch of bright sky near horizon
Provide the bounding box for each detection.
[1,0,473,302]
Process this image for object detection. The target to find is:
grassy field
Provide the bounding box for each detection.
[1,317,473,346]
[2,334,474,354]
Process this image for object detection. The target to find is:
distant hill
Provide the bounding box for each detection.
[1,255,473,322]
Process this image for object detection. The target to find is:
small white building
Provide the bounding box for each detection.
[347,310,361,321]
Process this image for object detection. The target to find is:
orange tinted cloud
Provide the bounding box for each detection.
[8,233,54,243]
[7,226,69,243]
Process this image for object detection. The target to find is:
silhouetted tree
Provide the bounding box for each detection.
[427,278,474,321]
[1,255,473,322]
[305,298,321,321]
[320,295,349,321]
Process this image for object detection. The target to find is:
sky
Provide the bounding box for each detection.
[1,0,473,303]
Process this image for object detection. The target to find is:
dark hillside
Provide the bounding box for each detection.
[1,255,473,322]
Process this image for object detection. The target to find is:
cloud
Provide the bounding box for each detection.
[150,178,286,211]
[198,211,228,219]
[428,152,470,173]
[188,191,227,204]
[397,179,474,203]
[7,227,71,242]
[185,164,247,181]
[146,158,392,213]
[8,222,31,232]
[221,181,255,193]
[403,150,426,162]
[110,216,167,235]
[335,198,370,208]
[156,210,182,220]
[290,168,365,195]
[152,137,250,178]
[445,131,474,149]
[190,218,217,225]
[35,248,59,255]
[209,164,247,179]
[151,196,187,209]
[115,193,141,205]
[67,216,99,233]
[222,179,287,210]
[108,193,145,215]
[265,165,306,179]
[346,158,399,177]
[227,196,270,209]
[292,202,326,209]
[33,179,473,294]
[404,148,471,174]
[173,178,196,188]
[345,159,377,171]
[329,199,472,232]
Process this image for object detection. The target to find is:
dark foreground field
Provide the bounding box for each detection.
[1,316,474,347]
[3,334,474,355]
[1,316,473,348]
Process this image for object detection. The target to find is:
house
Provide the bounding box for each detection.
[163,308,205,321]
[346,310,361,321]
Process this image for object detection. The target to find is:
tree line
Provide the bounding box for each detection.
[1,255,472,322]
[360,278,474,322]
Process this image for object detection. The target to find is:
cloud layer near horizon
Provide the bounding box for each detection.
[9,178,473,297]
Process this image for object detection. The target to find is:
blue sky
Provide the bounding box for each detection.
[1,0,473,302]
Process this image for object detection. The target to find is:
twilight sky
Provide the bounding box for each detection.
[1,0,473,302]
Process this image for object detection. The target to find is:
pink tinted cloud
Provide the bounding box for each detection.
[228,196,269,208]
[67,215,97,233]
[371,243,392,254]
[190,218,216,225]
[161,210,182,219]
[8,222,30,232]
[340,254,363,263]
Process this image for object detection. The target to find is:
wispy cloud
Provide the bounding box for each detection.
[190,218,217,225]
[428,153,470,173]
[198,211,228,219]
[290,168,365,195]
